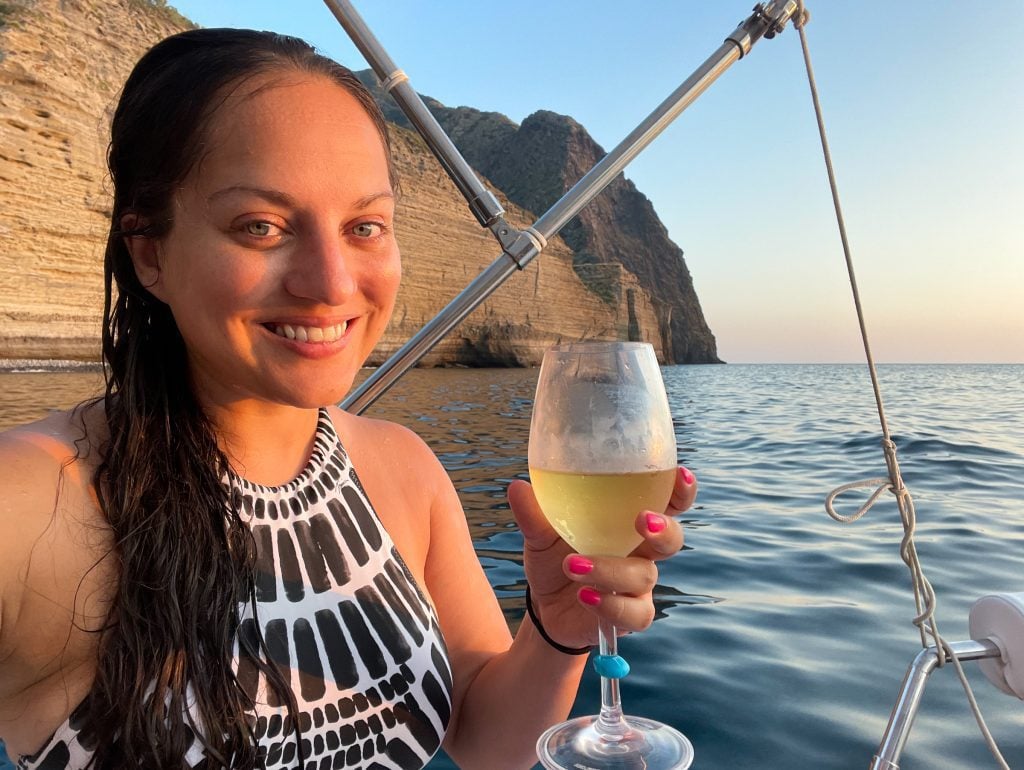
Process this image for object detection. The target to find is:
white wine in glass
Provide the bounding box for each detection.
[529,341,693,770]
[529,467,677,557]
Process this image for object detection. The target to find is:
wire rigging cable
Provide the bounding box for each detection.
[792,5,1011,767]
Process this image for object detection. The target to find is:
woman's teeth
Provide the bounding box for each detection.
[272,321,347,343]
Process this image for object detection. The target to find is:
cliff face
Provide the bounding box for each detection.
[412,105,719,364]
[0,0,192,360]
[359,78,721,364]
[0,0,720,365]
[373,125,668,367]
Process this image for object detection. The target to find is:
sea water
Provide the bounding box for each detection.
[0,364,1021,769]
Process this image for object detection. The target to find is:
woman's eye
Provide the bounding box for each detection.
[244,221,277,237]
[352,222,383,238]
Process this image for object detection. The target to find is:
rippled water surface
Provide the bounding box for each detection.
[1,364,1022,769]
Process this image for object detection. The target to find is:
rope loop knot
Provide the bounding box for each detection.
[825,477,892,524]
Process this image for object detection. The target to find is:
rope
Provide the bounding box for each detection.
[524,226,548,252]
[793,4,1011,767]
[380,69,409,92]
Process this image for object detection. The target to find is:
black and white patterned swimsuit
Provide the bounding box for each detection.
[18,408,453,770]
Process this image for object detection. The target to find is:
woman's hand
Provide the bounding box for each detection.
[510,467,697,650]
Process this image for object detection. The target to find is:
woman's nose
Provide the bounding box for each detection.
[283,231,356,306]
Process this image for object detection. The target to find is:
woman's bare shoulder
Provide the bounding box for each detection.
[2,409,91,488]
[0,405,104,485]
[0,407,106,631]
[326,406,455,563]
[329,406,442,474]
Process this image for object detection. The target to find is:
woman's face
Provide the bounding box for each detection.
[137,72,400,410]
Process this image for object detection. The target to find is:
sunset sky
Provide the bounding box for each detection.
[169,1,1023,363]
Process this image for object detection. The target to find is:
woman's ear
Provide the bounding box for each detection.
[121,213,166,301]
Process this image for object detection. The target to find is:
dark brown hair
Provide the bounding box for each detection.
[91,27,393,768]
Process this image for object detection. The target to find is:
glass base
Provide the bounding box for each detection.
[537,714,694,770]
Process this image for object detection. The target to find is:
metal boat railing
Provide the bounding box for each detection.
[870,639,1003,770]
[325,0,803,415]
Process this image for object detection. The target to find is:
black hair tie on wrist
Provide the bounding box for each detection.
[525,585,591,655]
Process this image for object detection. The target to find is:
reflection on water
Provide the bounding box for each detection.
[1,364,1022,769]
[0,367,105,431]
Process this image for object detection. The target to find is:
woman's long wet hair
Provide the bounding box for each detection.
[90,28,394,768]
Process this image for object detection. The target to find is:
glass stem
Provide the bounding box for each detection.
[596,616,629,740]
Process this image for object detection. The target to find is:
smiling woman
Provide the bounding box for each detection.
[0,27,697,770]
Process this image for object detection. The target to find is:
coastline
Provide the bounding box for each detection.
[0,359,103,373]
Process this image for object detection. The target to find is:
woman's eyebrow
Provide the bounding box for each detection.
[207,185,296,207]
[352,191,395,209]
[206,186,394,210]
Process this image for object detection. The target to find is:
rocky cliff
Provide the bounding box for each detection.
[0,0,721,365]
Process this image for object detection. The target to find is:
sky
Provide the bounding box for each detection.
[167,1,1023,364]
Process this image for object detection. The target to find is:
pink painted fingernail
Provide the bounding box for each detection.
[646,512,667,533]
[579,587,602,606]
[568,555,594,575]
[680,466,695,485]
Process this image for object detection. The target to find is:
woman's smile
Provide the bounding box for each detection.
[268,320,348,343]
[260,317,355,360]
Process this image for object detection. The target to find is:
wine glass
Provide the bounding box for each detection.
[528,341,693,770]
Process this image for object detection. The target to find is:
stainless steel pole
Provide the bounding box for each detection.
[339,1,801,414]
[870,639,1002,770]
[533,41,740,243]
[322,0,506,230]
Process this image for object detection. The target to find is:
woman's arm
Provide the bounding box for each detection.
[0,424,71,671]
[423,448,695,769]
[422,468,588,770]
[335,414,565,767]
[0,415,114,752]
[341,414,695,769]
